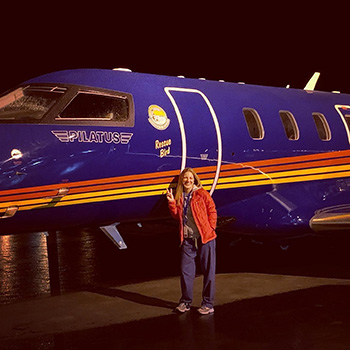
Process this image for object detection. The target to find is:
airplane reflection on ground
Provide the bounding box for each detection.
[0,233,50,303]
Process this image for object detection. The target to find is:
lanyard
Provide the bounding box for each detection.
[183,190,193,225]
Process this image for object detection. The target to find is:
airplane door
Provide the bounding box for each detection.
[164,87,222,195]
[335,105,350,144]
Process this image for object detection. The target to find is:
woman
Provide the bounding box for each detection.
[166,167,217,315]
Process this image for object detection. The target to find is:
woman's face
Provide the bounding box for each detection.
[182,171,194,193]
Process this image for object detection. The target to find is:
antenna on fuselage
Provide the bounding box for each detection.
[304,72,320,91]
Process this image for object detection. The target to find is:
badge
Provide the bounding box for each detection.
[148,105,170,130]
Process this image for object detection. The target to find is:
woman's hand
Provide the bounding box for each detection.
[166,188,175,203]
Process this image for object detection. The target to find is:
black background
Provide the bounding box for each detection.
[0,3,347,94]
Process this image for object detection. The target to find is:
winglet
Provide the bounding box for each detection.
[304,72,320,91]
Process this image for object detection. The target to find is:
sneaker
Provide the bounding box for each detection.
[175,303,191,313]
[198,306,214,315]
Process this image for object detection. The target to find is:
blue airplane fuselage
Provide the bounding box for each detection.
[0,69,350,239]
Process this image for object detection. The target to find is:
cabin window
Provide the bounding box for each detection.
[242,108,264,139]
[0,86,66,122]
[312,113,331,141]
[58,92,130,124]
[279,110,299,140]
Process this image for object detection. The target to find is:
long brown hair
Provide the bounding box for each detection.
[174,167,202,205]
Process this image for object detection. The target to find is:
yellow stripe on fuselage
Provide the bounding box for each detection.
[215,163,350,186]
[0,183,169,210]
[19,189,168,211]
[1,152,350,214]
[216,170,350,190]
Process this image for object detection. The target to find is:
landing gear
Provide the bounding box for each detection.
[100,223,127,249]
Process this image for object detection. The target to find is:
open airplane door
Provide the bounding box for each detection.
[164,87,222,195]
[309,105,350,233]
[335,105,350,144]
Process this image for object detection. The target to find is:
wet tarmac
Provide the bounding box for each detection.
[2,225,350,349]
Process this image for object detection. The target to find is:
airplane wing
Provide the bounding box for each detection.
[309,205,350,232]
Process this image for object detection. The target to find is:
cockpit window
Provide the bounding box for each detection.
[0,86,66,122]
[57,92,131,125]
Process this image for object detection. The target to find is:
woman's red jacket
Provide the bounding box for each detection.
[168,187,217,244]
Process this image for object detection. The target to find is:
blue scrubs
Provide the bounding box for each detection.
[180,238,216,308]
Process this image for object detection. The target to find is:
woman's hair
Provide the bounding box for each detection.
[174,167,202,204]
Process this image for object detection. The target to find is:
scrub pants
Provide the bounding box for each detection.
[180,238,216,308]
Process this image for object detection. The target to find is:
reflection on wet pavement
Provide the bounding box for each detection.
[0,233,50,303]
[2,226,350,349]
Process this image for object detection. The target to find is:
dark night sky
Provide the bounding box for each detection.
[0,4,347,95]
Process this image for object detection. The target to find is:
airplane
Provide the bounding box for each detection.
[0,68,350,249]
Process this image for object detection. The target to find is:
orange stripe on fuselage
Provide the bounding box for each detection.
[221,149,350,171]
[0,149,349,204]
[0,169,180,198]
[219,156,350,178]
